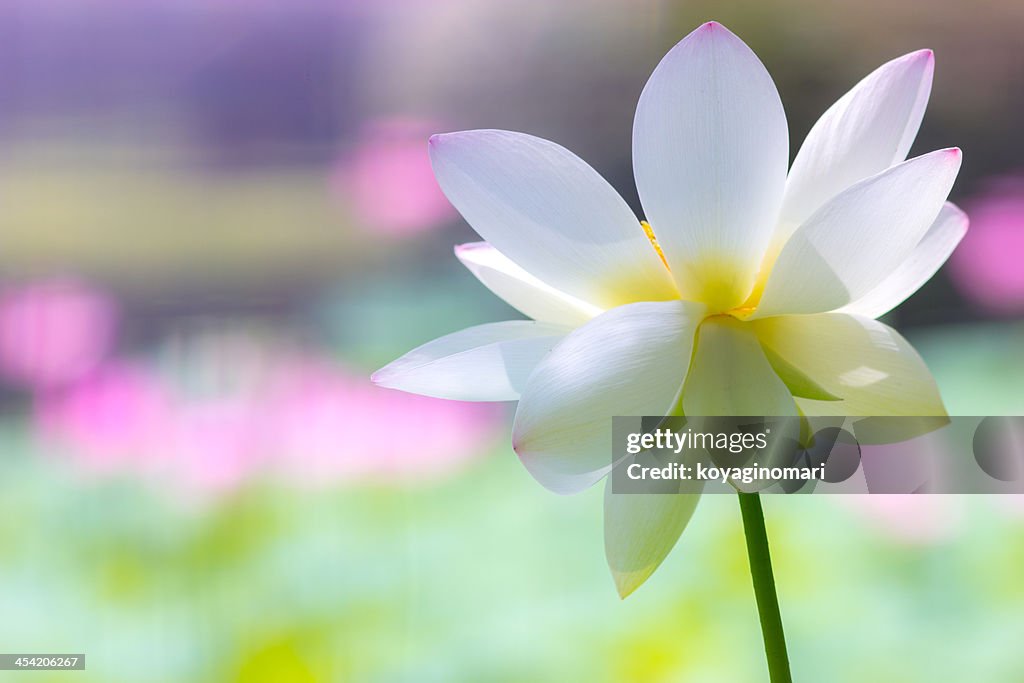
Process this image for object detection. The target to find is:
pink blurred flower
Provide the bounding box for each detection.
[35,362,170,475]
[949,175,1024,315]
[332,117,456,236]
[38,362,269,498]
[0,278,118,389]
[170,398,267,494]
[265,360,499,486]
[35,340,500,496]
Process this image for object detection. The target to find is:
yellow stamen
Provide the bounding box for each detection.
[641,221,670,271]
[726,304,758,320]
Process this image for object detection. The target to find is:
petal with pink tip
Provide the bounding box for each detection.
[753,149,961,318]
[776,50,935,247]
[633,21,788,311]
[839,202,968,318]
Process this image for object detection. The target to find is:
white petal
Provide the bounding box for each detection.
[512,301,705,494]
[682,316,797,416]
[839,202,968,318]
[604,480,701,598]
[429,130,678,308]
[778,50,935,243]
[455,242,601,326]
[372,321,569,401]
[753,148,962,318]
[752,313,946,417]
[633,21,788,311]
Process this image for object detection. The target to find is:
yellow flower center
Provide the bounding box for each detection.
[642,220,762,316]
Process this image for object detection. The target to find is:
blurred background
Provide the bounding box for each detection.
[1,0,1023,681]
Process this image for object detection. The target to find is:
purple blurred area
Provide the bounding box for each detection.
[0,0,362,164]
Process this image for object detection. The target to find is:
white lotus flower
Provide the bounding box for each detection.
[373,22,965,596]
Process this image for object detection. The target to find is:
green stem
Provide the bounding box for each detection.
[738,492,792,683]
